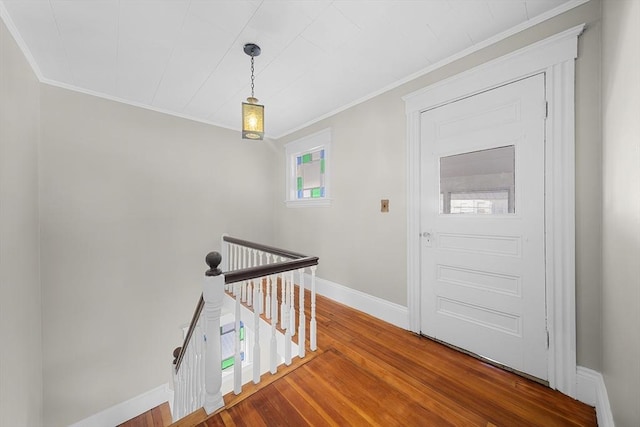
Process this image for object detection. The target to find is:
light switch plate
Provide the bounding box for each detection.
[381,199,389,212]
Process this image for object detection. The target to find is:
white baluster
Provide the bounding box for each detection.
[283,271,292,366]
[224,246,230,292]
[240,248,247,303]
[203,252,224,415]
[310,265,317,351]
[192,342,198,409]
[244,248,250,303]
[257,252,264,314]
[181,354,188,418]
[234,282,242,395]
[173,361,180,420]
[232,244,238,270]
[298,268,306,358]
[173,358,184,421]
[270,273,278,374]
[248,250,257,307]
[181,358,187,418]
[253,282,261,384]
[195,322,204,409]
[265,254,272,319]
[172,370,179,421]
[221,234,229,272]
[192,345,198,408]
[187,344,194,410]
[280,259,286,328]
[231,245,239,295]
[228,244,237,292]
[187,337,193,411]
[289,269,296,336]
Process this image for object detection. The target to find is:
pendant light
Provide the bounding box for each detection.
[242,43,264,140]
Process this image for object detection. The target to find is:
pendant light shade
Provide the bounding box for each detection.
[242,97,264,140]
[242,43,264,140]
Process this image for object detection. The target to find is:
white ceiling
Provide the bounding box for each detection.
[0,0,582,138]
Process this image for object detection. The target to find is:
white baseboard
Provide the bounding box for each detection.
[304,274,409,330]
[576,366,615,427]
[68,383,174,427]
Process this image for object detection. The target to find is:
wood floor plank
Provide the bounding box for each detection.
[119,402,173,427]
[227,400,270,427]
[154,402,172,427]
[344,334,529,423]
[285,361,380,426]
[200,416,226,427]
[324,337,487,426]
[304,348,457,427]
[217,410,237,427]
[168,408,207,427]
[271,377,340,426]
[278,376,343,427]
[248,383,313,426]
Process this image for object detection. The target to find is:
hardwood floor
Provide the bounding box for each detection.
[118,401,172,427]
[123,290,597,426]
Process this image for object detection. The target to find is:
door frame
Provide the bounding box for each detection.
[403,24,584,397]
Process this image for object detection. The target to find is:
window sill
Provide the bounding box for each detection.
[286,198,332,208]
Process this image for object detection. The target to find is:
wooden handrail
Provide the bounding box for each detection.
[224,256,318,284]
[173,294,204,372]
[174,239,319,374]
[223,235,308,260]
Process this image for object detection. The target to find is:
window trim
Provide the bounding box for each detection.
[285,128,332,208]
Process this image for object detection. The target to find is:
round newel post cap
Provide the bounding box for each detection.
[205,251,222,276]
[172,346,182,365]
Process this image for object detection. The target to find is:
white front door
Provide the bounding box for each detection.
[420,74,548,380]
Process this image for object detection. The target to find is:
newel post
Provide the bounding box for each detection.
[203,251,224,414]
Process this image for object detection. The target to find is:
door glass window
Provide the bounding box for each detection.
[440,146,515,214]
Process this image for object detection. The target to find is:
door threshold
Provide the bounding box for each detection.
[419,333,549,387]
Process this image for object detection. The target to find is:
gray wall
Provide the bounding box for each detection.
[0,18,42,427]
[275,1,603,371]
[39,86,277,426]
[602,0,640,425]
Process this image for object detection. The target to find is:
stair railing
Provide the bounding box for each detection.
[171,236,319,421]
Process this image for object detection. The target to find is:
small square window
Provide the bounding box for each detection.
[440,145,515,215]
[285,129,331,207]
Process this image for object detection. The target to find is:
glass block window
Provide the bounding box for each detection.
[285,129,331,207]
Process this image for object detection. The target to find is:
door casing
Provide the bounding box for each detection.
[403,24,584,397]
